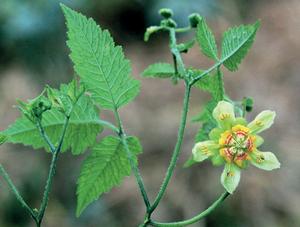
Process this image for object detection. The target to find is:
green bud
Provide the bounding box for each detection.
[31,96,52,118]
[159,8,173,18]
[188,13,202,28]
[16,90,51,122]
[160,19,177,28]
[242,97,254,112]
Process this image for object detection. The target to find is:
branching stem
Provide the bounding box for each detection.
[35,116,70,226]
[114,108,151,211]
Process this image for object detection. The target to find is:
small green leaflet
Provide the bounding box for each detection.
[221,21,260,71]
[3,96,102,155]
[76,136,142,216]
[196,18,218,61]
[61,4,140,110]
[0,134,7,145]
[142,63,175,78]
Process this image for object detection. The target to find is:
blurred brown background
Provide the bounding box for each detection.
[0,0,299,226]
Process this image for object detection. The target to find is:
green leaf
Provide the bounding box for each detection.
[142,63,175,78]
[3,95,102,155]
[196,18,218,61]
[221,21,260,71]
[0,134,7,145]
[192,69,224,101]
[76,136,142,216]
[61,4,140,110]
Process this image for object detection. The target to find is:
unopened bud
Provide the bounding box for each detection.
[188,13,202,28]
[159,8,173,18]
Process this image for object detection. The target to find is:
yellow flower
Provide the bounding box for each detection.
[192,101,280,193]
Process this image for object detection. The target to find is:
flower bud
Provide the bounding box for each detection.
[159,8,173,18]
[243,97,254,112]
[188,13,202,27]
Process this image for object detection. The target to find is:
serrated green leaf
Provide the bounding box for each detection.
[221,21,260,71]
[192,69,224,101]
[76,136,142,216]
[196,18,218,61]
[142,63,174,78]
[61,4,140,109]
[3,95,102,155]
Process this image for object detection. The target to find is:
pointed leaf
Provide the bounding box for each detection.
[142,63,175,78]
[221,21,260,71]
[76,136,142,216]
[196,18,218,61]
[61,4,140,109]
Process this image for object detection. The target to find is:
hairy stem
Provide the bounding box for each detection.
[150,192,230,227]
[0,165,37,221]
[114,109,151,211]
[217,66,225,100]
[169,28,186,78]
[149,82,191,213]
[36,120,56,153]
[36,116,70,225]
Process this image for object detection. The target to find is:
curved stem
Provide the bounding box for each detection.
[150,192,230,227]
[0,165,37,221]
[95,119,119,133]
[149,82,191,213]
[114,109,151,211]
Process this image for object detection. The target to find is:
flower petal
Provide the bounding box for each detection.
[213,101,235,129]
[248,110,276,134]
[249,150,280,171]
[192,140,219,162]
[221,163,241,194]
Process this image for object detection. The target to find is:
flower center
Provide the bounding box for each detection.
[219,125,255,164]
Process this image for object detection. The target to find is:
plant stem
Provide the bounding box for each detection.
[95,119,119,133]
[175,26,191,33]
[190,61,223,86]
[217,66,225,100]
[169,28,186,78]
[114,108,151,211]
[36,116,70,225]
[150,192,230,227]
[36,120,56,153]
[0,165,37,221]
[149,82,191,213]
